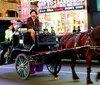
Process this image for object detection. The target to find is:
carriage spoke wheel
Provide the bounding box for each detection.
[0,49,7,65]
[46,59,61,74]
[15,53,30,80]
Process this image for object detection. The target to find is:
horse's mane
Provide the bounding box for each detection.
[89,25,100,42]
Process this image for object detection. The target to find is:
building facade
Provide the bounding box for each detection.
[0,0,20,19]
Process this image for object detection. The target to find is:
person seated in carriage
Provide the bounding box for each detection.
[26,10,40,42]
[5,23,13,41]
[43,28,49,34]
[4,23,14,58]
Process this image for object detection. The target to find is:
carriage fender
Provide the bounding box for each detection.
[10,49,28,59]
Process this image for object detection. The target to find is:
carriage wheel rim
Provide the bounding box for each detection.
[46,60,61,74]
[47,63,54,73]
[15,53,30,79]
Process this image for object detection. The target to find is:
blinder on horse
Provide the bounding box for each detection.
[88,26,100,54]
[89,26,100,44]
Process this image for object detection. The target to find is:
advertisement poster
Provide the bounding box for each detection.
[20,0,30,22]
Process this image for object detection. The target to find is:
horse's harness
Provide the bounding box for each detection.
[73,29,100,56]
[87,29,100,55]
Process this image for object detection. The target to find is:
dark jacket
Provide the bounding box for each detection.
[26,17,39,31]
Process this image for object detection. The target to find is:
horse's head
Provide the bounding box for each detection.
[89,25,100,46]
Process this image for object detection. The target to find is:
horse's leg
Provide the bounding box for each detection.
[86,52,93,85]
[54,63,59,80]
[53,55,61,80]
[96,72,100,82]
[70,52,80,82]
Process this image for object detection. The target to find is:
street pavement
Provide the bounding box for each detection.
[0,78,28,85]
[0,63,100,85]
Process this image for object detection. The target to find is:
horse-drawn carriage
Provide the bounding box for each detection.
[0,27,63,79]
[0,26,100,85]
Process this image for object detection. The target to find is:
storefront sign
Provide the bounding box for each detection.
[39,5,85,13]
[47,9,54,12]
[20,0,30,22]
[38,0,85,9]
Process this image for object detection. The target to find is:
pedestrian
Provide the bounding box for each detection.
[73,26,76,33]
[26,10,39,41]
[77,26,81,33]
[5,23,13,41]
[51,26,55,35]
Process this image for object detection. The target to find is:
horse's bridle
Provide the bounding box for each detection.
[87,29,100,55]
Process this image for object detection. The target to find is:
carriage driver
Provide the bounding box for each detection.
[26,10,39,41]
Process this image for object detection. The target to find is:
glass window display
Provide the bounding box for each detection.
[38,0,88,35]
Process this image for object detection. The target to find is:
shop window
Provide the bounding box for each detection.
[6,10,18,17]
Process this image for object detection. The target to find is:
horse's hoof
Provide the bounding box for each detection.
[74,79,80,82]
[95,72,100,82]
[87,84,94,85]
[54,77,59,80]
[95,75,99,82]
[95,76,99,82]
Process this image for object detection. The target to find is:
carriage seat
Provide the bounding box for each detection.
[36,33,57,46]
[22,31,34,49]
[22,31,57,49]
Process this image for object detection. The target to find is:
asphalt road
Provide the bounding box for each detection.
[0,63,100,85]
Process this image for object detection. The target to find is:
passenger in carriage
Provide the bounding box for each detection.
[5,23,13,41]
[4,23,13,59]
[43,28,49,34]
[26,10,39,41]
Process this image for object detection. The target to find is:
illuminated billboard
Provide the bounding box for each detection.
[38,0,87,13]
[38,0,88,34]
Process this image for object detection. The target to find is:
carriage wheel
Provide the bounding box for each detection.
[0,49,7,65]
[15,53,30,80]
[46,59,61,74]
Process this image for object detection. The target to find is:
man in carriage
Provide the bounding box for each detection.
[26,10,40,42]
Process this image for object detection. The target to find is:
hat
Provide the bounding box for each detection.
[30,10,37,14]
